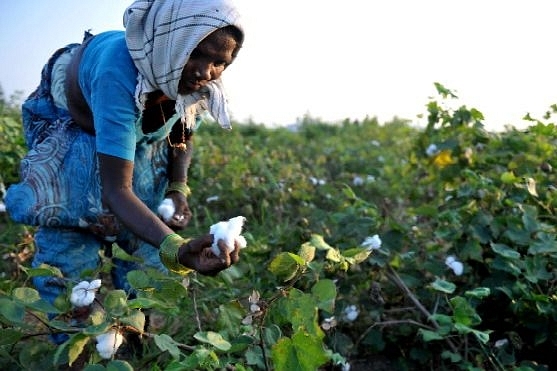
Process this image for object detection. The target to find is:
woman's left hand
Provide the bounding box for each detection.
[165,191,192,230]
[178,234,240,276]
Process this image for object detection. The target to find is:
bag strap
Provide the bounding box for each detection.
[65,31,95,134]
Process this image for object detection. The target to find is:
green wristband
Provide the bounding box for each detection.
[159,233,193,275]
[166,182,191,197]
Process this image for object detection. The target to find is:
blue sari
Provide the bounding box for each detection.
[5,43,174,312]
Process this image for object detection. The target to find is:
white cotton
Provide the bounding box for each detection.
[209,216,246,256]
[353,176,364,186]
[310,177,326,186]
[157,198,176,223]
[449,261,464,276]
[426,144,439,157]
[0,202,6,213]
[70,279,102,307]
[361,234,382,251]
[206,195,220,203]
[445,255,456,266]
[236,235,247,249]
[445,255,464,276]
[96,330,124,359]
[344,305,359,322]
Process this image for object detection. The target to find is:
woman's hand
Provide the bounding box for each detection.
[164,191,192,230]
[178,234,240,276]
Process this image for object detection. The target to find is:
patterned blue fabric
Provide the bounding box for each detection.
[5,43,170,321]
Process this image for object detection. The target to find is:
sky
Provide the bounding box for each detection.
[1,0,556,132]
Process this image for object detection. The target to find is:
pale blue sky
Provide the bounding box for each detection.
[1,0,556,131]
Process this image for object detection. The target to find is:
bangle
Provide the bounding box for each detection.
[159,233,193,275]
[166,182,191,197]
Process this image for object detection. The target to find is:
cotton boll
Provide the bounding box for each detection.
[158,198,175,222]
[362,234,382,251]
[445,255,463,276]
[236,235,247,249]
[96,330,124,359]
[343,305,359,322]
[449,261,464,276]
[70,279,102,307]
[209,216,246,256]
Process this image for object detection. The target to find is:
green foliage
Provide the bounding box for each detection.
[1,82,557,370]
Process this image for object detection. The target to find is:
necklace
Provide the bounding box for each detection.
[160,102,187,151]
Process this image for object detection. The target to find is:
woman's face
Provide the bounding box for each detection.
[177,30,239,95]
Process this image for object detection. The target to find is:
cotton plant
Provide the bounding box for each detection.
[70,279,102,307]
[445,255,464,276]
[96,329,124,359]
[209,216,247,257]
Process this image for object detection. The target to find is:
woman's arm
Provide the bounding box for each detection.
[98,153,173,246]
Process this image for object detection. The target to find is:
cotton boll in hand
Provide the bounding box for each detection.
[209,216,246,256]
[157,198,175,223]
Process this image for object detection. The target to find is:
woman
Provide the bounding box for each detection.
[5,0,244,307]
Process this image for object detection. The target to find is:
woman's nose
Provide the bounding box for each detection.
[196,65,212,80]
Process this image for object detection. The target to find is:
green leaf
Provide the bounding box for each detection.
[528,232,557,255]
[464,287,491,299]
[68,334,90,367]
[84,365,107,371]
[441,350,462,363]
[298,243,316,263]
[450,296,481,327]
[154,334,181,359]
[284,289,323,339]
[342,247,371,264]
[12,287,41,303]
[22,264,64,278]
[500,171,517,184]
[311,279,336,313]
[128,297,166,310]
[104,290,128,317]
[112,244,143,263]
[12,287,61,313]
[325,248,342,263]
[309,234,334,250]
[491,243,521,260]
[83,322,112,336]
[263,325,282,346]
[418,329,444,342]
[0,329,23,345]
[430,278,456,294]
[454,324,491,344]
[126,270,151,289]
[268,252,302,282]
[120,310,145,332]
[271,330,330,371]
[0,298,25,323]
[106,360,134,371]
[194,331,231,351]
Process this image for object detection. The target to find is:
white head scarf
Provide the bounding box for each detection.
[123,0,243,129]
